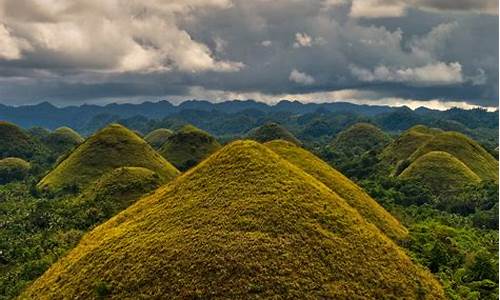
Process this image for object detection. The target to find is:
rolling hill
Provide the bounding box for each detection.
[44,127,84,156]
[0,121,45,160]
[400,151,481,196]
[23,140,444,299]
[0,157,31,184]
[144,128,173,148]
[159,124,221,171]
[246,122,301,145]
[37,124,179,193]
[332,122,391,156]
[265,140,407,241]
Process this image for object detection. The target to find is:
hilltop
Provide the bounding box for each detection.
[23,140,444,299]
[408,131,498,181]
[0,157,31,184]
[247,122,301,145]
[144,128,173,148]
[37,124,179,193]
[381,125,442,169]
[44,127,84,156]
[265,140,407,241]
[0,121,44,160]
[400,151,481,196]
[159,124,221,171]
[332,122,391,156]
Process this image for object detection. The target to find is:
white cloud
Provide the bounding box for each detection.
[409,22,458,60]
[0,23,31,60]
[349,0,498,18]
[293,32,327,48]
[0,0,243,73]
[289,69,315,85]
[350,62,464,85]
[261,40,272,47]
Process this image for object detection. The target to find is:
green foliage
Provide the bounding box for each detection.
[0,165,161,299]
[0,122,47,161]
[22,141,444,299]
[159,124,221,171]
[332,122,391,157]
[37,124,179,193]
[246,122,302,145]
[144,128,173,148]
[0,158,31,184]
[43,127,83,157]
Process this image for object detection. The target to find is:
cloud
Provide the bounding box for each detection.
[289,69,315,85]
[293,32,326,48]
[261,40,272,47]
[0,0,243,73]
[350,62,464,85]
[0,23,31,60]
[349,0,498,18]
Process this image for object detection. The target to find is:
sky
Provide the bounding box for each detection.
[0,0,498,110]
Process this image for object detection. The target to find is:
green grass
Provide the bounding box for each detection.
[265,140,408,241]
[0,122,44,160]
[144,128,173,149]
[381,125,441,168]
[37,124,179,193]
[332,122,391,156]
[159,124,221,171]
[0,157,31,184]
[44,127,83,156]
[409,131,498,182]
[400,151,481,197]
[22,140,444,299]
[246,122,301,145]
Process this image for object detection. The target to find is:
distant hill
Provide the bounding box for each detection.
[144,128,173,149]
[247,122,301,145]
[332,122,391,156]
[44,127,84,156]
[37,124,179,193]
[159,125,221,171]
[23,140,444,299]
[400,151,481,196]
[0,157,31,184]
[0,121,46,160]
[265,140,407,241]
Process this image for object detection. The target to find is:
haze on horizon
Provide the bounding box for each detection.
[0,0,498,110]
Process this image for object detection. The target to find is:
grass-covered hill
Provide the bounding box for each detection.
[408,131,498,182]
[381,125,442,168]
[265,140,407,241]
[246,122,301,145]
[23,140,444,299]
[332,122,391,156]
[0,157,31,184]
[400,151,481,196]
[0,121,44,160]
[159,124,221,171]
[144,128,173,148]
[43,127,84,156]
[37,124,179,193]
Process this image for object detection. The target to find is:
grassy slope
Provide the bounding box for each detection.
[0,121,42,160]
[381,125,441,167]
[23,141,444,299]
[409,131,498,182]
[159,125,221,171]
[37,124,179,192]
[332,122,391,155]
[400,151,481,196]
[44,127,84,155]
[144,128,173,149]
[265,140,408,241]
[247,122,301,145]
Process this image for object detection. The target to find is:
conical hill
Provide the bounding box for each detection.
[24,140,444,299]
[37,124,179,193]
[265,140,407,241]
[44,127,84,155]
[159,124,221,171]
[0,121,44,160]
[144,128,173,148]
[247,122,301,145]
[400,151,481,196]
[332,122,391,156]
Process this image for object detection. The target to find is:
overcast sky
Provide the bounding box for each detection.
[0,0,498,110]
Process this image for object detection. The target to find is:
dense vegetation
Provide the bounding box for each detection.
[0,107,497,299]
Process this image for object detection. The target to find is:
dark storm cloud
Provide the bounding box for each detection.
[0,0,497,109]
